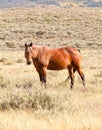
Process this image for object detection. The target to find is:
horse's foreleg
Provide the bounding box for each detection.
[39,74,47,88]
[40,75,46,88]
[38,67,47,88]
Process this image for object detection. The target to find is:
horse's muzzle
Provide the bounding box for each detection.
[27,61,32,65]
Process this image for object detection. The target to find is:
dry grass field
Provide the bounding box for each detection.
[0,6,102,130]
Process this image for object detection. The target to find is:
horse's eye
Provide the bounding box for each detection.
[25,48,28,51]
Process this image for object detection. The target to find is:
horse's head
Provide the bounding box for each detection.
[25,42,33,65]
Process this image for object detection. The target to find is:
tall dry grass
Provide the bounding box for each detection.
[0,49,102,129]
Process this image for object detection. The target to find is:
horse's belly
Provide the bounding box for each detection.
[47,61,67,70]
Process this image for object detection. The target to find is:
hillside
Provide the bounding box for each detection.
[0,7,102,49]
[0,0,102,8]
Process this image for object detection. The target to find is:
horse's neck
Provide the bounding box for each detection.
[32,45,40,58]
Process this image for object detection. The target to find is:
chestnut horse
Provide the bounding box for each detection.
[25,42,85,89]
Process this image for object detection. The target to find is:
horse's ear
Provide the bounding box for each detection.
[25,43,27,47]
[29,42,33,47]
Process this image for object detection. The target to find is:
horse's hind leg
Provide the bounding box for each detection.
[68,66,75,89]
[65,68,76,82]
[77,68,85,86]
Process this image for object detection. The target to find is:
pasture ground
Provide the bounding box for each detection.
[0,49,102,130]
[0,7,102,130]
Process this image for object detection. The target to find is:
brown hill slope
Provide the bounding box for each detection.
[0,7,102,49]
